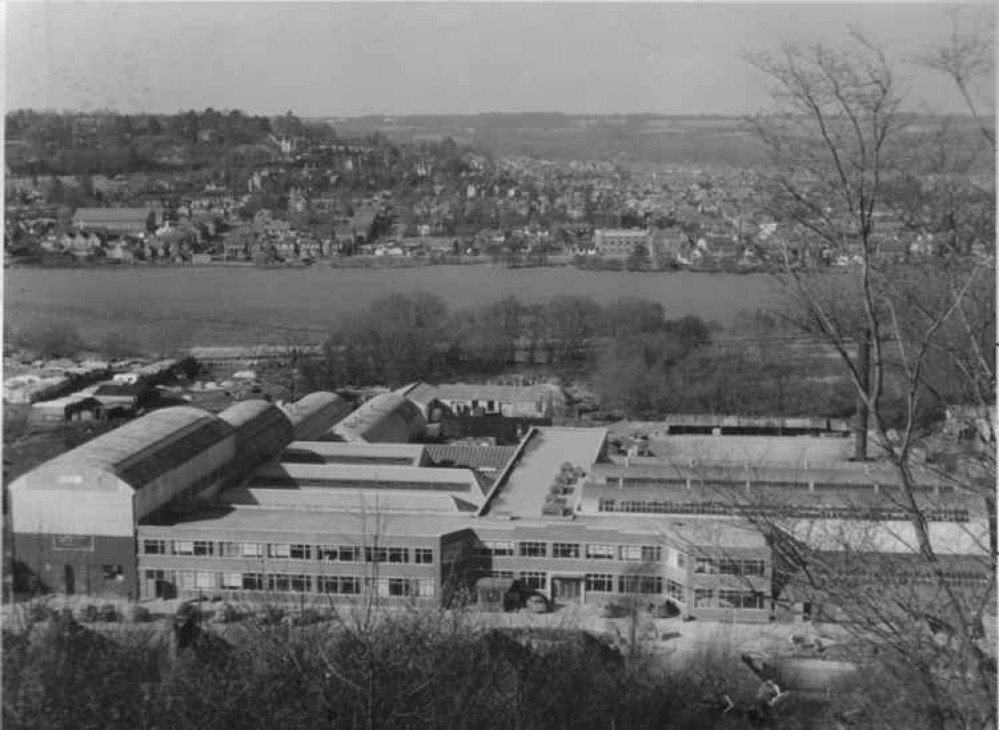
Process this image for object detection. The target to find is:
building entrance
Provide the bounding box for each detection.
[552,576,583,604]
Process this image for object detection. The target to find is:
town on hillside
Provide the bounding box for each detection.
[6,111,992,271]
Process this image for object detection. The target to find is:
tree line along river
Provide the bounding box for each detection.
[4,266,784,349]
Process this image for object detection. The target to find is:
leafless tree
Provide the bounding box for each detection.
[743,22,995,728]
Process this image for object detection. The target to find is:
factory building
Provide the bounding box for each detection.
[8,395,346,600]
[8,393,989,624]
[280,392,353,441]
[332,393,427,443]
[9,407,236,599]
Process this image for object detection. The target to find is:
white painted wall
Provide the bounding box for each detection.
[10,468,133,537]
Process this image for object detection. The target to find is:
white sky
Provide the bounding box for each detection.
[4,2,995,117]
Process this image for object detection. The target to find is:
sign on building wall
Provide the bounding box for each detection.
[53,534,95,551]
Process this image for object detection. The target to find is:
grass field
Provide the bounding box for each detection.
[4,266,783,351]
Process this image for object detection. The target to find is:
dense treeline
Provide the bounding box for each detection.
[5,109,335,176]
[299,292,858,421]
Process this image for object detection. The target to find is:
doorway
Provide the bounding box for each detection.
[552,577,582,604]
[64,565,75,595]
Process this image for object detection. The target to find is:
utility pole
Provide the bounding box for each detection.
[853,331,871,461]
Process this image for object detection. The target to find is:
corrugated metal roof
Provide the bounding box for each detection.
[281,392,352,440]
[423,444,518,471]
[333,393,426,443]
[218,399,291,431]
[19,406,233,492]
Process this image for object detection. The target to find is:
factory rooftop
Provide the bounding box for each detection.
[142,506,476,540]
[281,441,427,466]
[639,433,856,469]
[480,427,608,519]
[248,462,491,500]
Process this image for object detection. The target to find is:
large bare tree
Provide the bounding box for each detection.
[745,19,995,728]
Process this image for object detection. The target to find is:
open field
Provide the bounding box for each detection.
[4,266,783,351]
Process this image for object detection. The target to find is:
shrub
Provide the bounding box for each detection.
[125,604,151,623]
[25,601,54,624]
[75,604,99,623]
[258,604,286,625]
[210,603,241,624]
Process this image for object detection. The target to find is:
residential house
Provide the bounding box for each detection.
[298,238,324,259]
[106,241,136,264]
[73,207,154,237]
[264,219,293,239]
[400,382,565,420]
[593,229,649,258]
[274,239,298,259]
[92,382,152,413]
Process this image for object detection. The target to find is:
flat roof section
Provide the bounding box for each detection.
[249,463,489,499]
[481,427,607,519]
[640,435,856,469]
[141,506,476,541]
[472,514,768,551]
[222,486,479,514]
[282,441,426,466]
[589,459,940,489]
[786,518,992,556]
[579,480,979,516]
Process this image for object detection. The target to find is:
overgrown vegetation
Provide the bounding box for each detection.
[2,604,841,730]
[301,291,879,422]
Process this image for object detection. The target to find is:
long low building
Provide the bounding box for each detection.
[9,395,991,625]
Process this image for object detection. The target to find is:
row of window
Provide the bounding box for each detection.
[610,477,953,494]
[597,500,969,522]
[478,571,763,609]
[693,588,767,610]
[581,574,663,595]
[155,570,435,597]
[143,540,434,564]
[693,558,767,577]
[478,541,667,563]
[487,571,684,598]
[838,571,992,588]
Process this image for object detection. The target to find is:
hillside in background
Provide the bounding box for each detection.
[323,112,994,169]
[322,113,767,167]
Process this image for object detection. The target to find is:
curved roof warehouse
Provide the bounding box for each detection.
[8,394,347,599]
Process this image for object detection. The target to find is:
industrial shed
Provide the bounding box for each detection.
[281,392,352,440]
[217,399,295,480]
[28,395,103,426]
[9,406,236,599]
[332,393,427,443]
